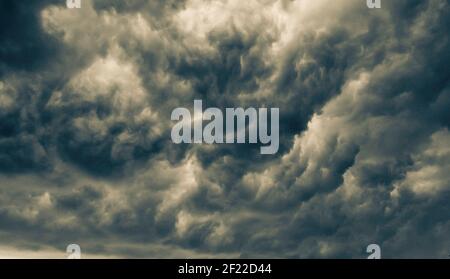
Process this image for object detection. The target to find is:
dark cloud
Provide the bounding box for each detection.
[0,0,63,75]
[0,0,449,258]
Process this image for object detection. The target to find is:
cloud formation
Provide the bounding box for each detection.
[0,0,449,258]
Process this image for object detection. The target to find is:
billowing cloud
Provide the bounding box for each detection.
[0,0,449,258]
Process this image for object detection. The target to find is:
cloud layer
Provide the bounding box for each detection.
[0,0,449,258]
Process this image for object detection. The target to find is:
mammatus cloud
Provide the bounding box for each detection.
[0,0,449,258]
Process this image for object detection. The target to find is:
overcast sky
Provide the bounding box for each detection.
[0,0,449,258]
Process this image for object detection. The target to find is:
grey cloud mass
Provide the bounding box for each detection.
[0,0,449,258]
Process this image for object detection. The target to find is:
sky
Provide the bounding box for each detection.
[0,0,449,258]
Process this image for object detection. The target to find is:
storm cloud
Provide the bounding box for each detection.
[0,0,449,258]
